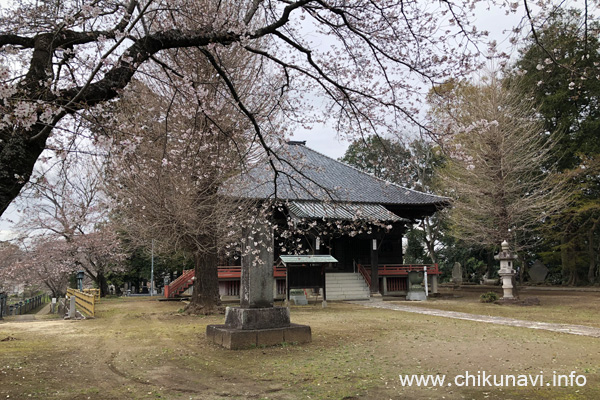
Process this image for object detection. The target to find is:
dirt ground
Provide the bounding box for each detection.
[1,289,599,400]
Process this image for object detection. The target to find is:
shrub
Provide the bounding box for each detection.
[480,292,499,303]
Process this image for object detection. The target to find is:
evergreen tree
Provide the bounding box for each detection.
[514,9,600,283]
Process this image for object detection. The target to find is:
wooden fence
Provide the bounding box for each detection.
[82,288,100,301]
[66,289,96,317]
[2,294,46,317]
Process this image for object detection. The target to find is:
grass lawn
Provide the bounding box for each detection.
[0,291,598,400]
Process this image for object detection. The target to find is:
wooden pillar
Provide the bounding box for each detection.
[321,264,327,307]
[399,235,404,264]
[286,265,290,305]
[370,238,379,294]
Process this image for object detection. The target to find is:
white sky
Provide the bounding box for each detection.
[288,1,528,157]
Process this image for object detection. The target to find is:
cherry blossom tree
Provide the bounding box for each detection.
[105,80,248,312]
[15,149,125,296]
[0,241,24,293]
[70,226,126,295]
[6,237,77,298]
[0,0,498,219]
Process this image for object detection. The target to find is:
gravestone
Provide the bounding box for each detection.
[452,262,463,284]
[207,220,311,349]
[529,260,548,283]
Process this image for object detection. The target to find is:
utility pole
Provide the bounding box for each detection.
[150,239,154,297]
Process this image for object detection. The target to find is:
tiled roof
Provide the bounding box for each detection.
[229,142,448,207]
[287,200,406,222]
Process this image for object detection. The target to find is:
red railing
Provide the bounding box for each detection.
[164,269,195,298]
[358,263,371,288]
[166,264,435,297]
[356,263,439,291]
[386,277,408,292]
[218,266,242,279]
[360,264,439,276]
[216,266,287,278]
[166,266,286,297]
[274,266,286,278]
[222,280,240,296]
[276,279,286,295]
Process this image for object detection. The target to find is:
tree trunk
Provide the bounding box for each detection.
[487,250,495,278]
[561,234,577,285]
[44,281,60,299]
[188,235,221,314]
[0,121,50,217]
[587,218,599,283]
[422,218,438,264]
[97,272,109,297]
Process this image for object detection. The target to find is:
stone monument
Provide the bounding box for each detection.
[451,262,463,284]
[494,240,518,299]
[529,260,548,283]
[206,220,312,349]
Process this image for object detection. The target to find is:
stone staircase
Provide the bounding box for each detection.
[325,272,371,300]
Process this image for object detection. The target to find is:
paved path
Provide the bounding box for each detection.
[2,303,53,322]
[350,301,600,338]
[36,303,52,315]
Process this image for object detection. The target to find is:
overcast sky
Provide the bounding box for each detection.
[288,1,528,158]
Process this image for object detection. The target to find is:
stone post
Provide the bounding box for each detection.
[68,296,76,318]
[431,275,439,294]
[240,223,274,308]
[494,240,518,299]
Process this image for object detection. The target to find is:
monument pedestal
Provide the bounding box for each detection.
[499,270,516,299]
[406,290,427,301]
[207,323,311,350]
[207,306,311,349]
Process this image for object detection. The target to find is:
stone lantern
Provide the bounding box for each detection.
[76,271,85,291]
[494,240,518,299]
